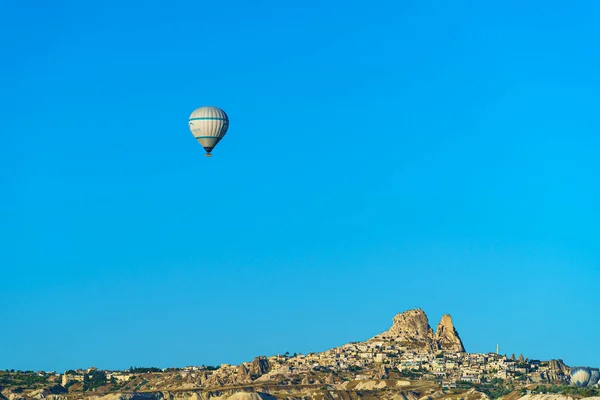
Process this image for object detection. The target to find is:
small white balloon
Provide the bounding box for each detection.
[188,106,229,157]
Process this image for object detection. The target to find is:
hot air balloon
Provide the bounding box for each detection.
[570,367,591,387]
[188,106,229,157]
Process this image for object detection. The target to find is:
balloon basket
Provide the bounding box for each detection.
[205,153,213,157]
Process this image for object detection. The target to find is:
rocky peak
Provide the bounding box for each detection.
[372,308,465,353]
[373,308,435,347]
[547,359,570,381]
[434,314,465,352]
[549,359,568,371]
[250,356,270,378]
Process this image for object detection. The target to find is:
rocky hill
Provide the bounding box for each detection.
[370,308,465,352]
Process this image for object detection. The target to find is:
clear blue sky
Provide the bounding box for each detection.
[1,0,599,373]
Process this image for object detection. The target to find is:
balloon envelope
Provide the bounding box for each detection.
[188,106,229,155]
[571,367,591,387]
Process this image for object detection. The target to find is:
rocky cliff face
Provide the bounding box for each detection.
[374,308,435,346]
[249,357,270,378]
[547,359,570,381]
[434,314,465,352]
[373,309,465,353]
[236,365,251,384]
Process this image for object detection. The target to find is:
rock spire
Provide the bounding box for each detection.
[372,308,465,352]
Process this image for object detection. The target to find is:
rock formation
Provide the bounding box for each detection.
[250,356,270,378]
[373,308,465,352]
[236,364,252,384]
[547,359,570,381]
[198,371,209,385]
[434,314,465,352]
[373,308,436,350]
[205,372,224,387]
[381,308,434,341]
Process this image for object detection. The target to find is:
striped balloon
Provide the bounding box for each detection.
[188,106,229,156]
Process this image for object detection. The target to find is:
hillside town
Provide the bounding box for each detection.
[56,345,573,389]
[54,309,595,389]
[3,309,598,400]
